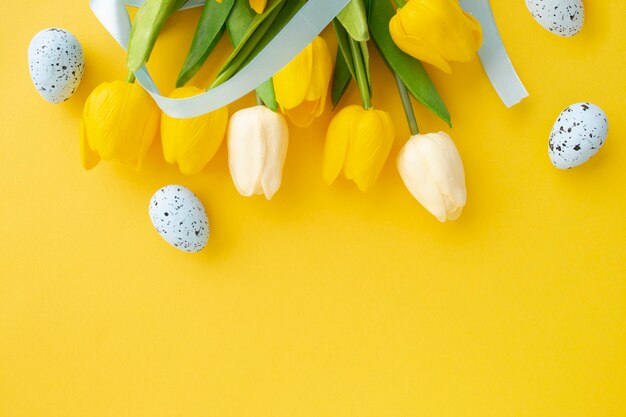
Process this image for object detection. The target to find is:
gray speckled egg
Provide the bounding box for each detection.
[549,102,608,169]
[149,185,209,253]
[525,0,584,37]
[28,28,85,104]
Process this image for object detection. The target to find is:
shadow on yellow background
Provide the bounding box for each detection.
[1,1,624,416]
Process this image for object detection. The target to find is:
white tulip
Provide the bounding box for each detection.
[227,105,289,200]
[397,132,467,222]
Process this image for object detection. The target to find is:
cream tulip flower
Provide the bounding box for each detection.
[397,132,466,222]
[227,105,289,200]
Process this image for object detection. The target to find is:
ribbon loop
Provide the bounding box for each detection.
[459,0,529,107]
[90,0,350,118]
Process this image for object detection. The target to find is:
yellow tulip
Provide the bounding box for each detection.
[161,87,229,175]
[216,0,265,13]
[323,105,395,192]
[80,80,160,170]
[273,36,332,127]
[389,0,482,73]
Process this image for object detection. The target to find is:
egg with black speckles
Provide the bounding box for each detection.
[525,0,584,37]
[149,185,210,253]
[549,102,608,169]
[28,28,85,104]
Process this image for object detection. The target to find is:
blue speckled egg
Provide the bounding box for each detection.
[525,0,584,37]
[149,185,209,253]
[28,28,85,104]
[548,102,608,169]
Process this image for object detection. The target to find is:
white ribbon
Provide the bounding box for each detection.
[90,0,350,118]
[459,0,528,107]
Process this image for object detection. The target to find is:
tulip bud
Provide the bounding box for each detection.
[397,132,466,222]
[161,86,229,175]
[323,105,394,192]
[80,80,160,170]
[274,36,333,127]
[389,0,482,73]
[227,106,289,200]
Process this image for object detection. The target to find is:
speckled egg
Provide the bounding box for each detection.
[28,28,85,104]
[525,0,584,37]
[149,185,209,253]
[549,102,608,169]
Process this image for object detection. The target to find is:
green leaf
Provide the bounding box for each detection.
[212,0,286,109]
[332,19,355,81]
[331,49,352,109]
[347,35,371,108]
[127,0,180,72]
[215,0,285,81]
[254,79,277,110]
[334,18,371,107]
[230,0,307,111]
[233,0,308,68]
[213,0,308,111]
[176,0,235,88]
[336,0,369,42]
[225,0,275,108]
[365,0,451,125]
[226,0,258,46]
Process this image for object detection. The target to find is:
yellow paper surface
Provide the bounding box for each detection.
[1,2,625,416]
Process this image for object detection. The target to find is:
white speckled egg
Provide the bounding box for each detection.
[28,28,85,104]
[149,185,209,253]
[525,0,584,37]
[549,102,608,169]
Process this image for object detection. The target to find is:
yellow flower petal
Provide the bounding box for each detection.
[161,86,229,175]
[463,10,483,49]
[322,105,360,186]
[249,0,266,14]
[128,83,161,170]
[389,0,483,72]
[344,108,394,192]
[275,36,332,127]
[284,100,320,128]
[274,43,313,110]
[389,21,452,73]
[83,82,121,161]
[304,37,332,105]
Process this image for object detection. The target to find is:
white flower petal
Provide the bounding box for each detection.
[259,108,289,200]
[228,107,266,197]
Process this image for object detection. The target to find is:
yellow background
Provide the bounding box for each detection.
[1,1,625,416]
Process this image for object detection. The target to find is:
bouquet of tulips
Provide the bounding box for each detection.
[81,0,482,222]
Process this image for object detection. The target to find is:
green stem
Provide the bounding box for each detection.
[349,37,371,110]
[393,0,406,8]
[126,72,136,84]
[394,72,419,135]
